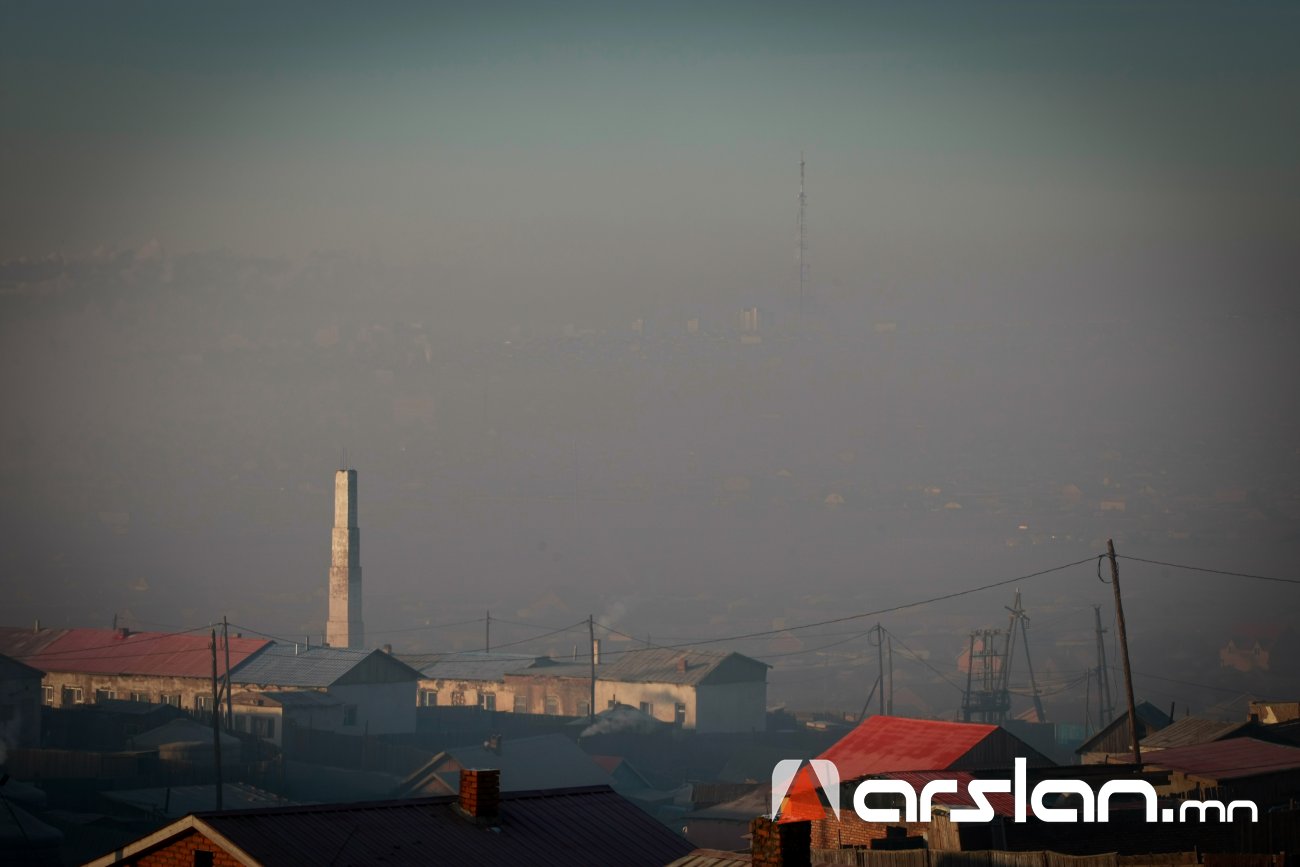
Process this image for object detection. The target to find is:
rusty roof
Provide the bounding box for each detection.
[86,786,694,867]
[1141,737,1300,781]
[1,627,271,679]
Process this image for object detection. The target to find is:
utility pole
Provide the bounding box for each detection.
[886,634,894,716]
[210,629,223,811]
[873,623,885,716]
[1092,605,1114,730]
[588,615,596,722]
[1107,539,1141,765]
[222,616,233,731]
[485,611,491,653]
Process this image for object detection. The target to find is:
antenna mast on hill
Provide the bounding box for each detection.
[798,152,808,312]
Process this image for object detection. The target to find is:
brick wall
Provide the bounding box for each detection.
[129,828,242,866]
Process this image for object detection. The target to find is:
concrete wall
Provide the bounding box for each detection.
[416,677,517,712]
[598,680,696,727]
[40,671,213,712]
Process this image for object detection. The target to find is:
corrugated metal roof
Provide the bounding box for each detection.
[3,627,271,679]
[400,650,542,682]
[231,643,418,688]
[779,716,1008,822]
[396,734,611,797]
[232,689,341,709]
[667,851,752,866]
[111,786,695,867]
[1140,717,1249,750]
[526,647,768,687]
[102,783,301,818]
[0,626,72,661]
[1141,737,1300,781]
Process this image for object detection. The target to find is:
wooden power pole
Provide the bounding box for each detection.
[210,628,223,810]
[1106,539,1141,765]
[588,615,596,722]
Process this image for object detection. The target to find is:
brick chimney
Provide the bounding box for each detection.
[750,816,810,867]
[677,656,688,673]
[459,768,500,819]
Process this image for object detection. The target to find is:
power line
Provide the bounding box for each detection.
[590,555,1100,659]
[1116,555,1300,587]
[881,626,965,694]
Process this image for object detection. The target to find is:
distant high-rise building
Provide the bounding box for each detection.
[326,469,364,649]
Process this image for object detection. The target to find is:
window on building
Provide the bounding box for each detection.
[160,693,180,708]
[196,694,212,713]
[250,716,276,739]
[674,703,687,727]
[42,685,54,706]
[481,692,497,712]
[544,695,559,716]
[343,704,359,726]
[129,691,147,703]
[193,851,214,867]
[577,700,591,718]
[61,686,84,706]
[419,689,438,707]
[639,701,654,718]
[450,691,466,707]
[513,695,528,714]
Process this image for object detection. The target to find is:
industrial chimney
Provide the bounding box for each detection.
[325,469,364,649]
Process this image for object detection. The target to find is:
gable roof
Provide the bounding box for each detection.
[1141,737,1300,781]
[1077,701,1173,755]
[779,715,1050,822]
[0,651,44,681]
[232,644,420,688]
[525,647,769,687]
[0,627,271,679]
[400,650,543,682]
[85,786,694,867]
[1140,717,1251,751]
[395,734,610,797]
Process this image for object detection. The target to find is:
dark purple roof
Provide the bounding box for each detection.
[194,785,692,867]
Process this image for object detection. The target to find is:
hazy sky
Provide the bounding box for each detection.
[5,1,1297,314]
[3,1,1299,715]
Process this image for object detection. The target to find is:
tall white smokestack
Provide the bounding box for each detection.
[326,469,364,649]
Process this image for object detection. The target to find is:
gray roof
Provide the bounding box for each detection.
[130,719,239,750]
[1141,716,1250,750]
[395,734,611,796]
[232,643,419,688]
[90,787,695,867]
[232,689,341,709]
[102,783,300,818]
[399,650,542,683]
[526,647,769,687]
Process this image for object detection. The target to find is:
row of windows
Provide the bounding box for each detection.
[41,686,191,708]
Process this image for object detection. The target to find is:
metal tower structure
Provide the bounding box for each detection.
[798,152,808,311]
[961,590,1045,724]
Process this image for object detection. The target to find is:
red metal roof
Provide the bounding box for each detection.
[1142,737,1300,781]
[780,716,1003,822]
[16,628,271,679]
